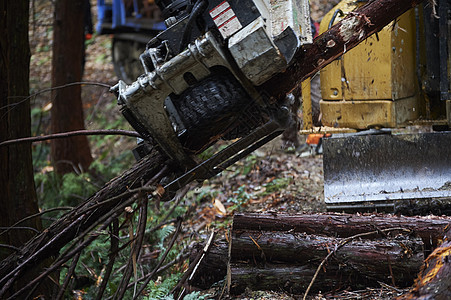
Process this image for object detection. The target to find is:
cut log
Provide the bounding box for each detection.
[397,228,451,300]
[188,213,451,295]
[229,262,390,295]
[188,234,424,294]
[233,213,451,250]
[188,241,229,289]
[230,231,423,292]
[261,0,426,100]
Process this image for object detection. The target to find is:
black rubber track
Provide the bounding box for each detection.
[175,72,255,151]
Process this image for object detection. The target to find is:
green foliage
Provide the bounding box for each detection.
[143,275,212,300]
[143,273,181,300]
[183,291,212,300]
[85,33,97,47]
[90,150,135,179]
[227,184,250,212]
[60,172,98,205]
[95,53,108,63]
[263,177,293,194]
[240,154,258,176]
[156,225,175,250]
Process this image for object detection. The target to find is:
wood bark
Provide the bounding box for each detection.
[229,263,396,295]
[233,213,451,250]
[51,0,93,174]
[260,0,426,100]
[0,150,168,297]
[229,231,423,293]
[188,241,229,289]
[397,228,451,300]
[0,0,53,297]
[188,213,451,294]
[0,0,41,252]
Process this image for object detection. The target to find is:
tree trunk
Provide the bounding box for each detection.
[0,0,55,297]
[51,0,93,174]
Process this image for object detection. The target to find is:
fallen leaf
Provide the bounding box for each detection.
[213,198,227,215]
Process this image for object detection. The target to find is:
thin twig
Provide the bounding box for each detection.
[174,231,216,300]
[52,196,142,275]
[303,227,412,300]
[0,129,141,147]
[134,198,149,297]
[126,252,190,289]
[1,81,111,111]
[387,254,396,287]
[96,219,120,300]
[158,185,190,227]
[0,207,73,238]
[70,186,157,221]
[56,250,82,300]
[0,226,40,234]
[6,207,128,300]
[0,221,77,292]
[0,244,20,252]
[147,218,178,235]
[62,166,166,255]
[0,195,135,297]
[378,281,404,293]
[133,218,183,300]
[114,195,148,299]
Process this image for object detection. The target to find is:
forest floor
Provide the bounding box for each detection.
[28,0,409,299]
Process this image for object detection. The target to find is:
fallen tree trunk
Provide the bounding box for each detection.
[189,213,451,295]
[0,150,169,297]
[233,212,451,249]
[229,231,423,293]
[229,262,403,295]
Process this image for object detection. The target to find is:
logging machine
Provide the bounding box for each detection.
[106,0,451,212]
[316,0,451,212]
[110,0,312,193]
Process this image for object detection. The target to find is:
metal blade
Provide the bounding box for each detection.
[323,131,451,211]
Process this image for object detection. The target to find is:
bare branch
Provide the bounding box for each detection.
[133,218,183,300]
[0,129,141,147]
[96,219,120,300]
[1,81,111,112]
[115,195,149,299]
[0,244,20,252]
[0,227,40,234]
[0,207,73,238]
[56,250,82,300]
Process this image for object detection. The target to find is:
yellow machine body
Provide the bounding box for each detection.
[319,0,419,129]
[314,1,451,212]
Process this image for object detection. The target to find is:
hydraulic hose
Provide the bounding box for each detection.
[178,0,208,52]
